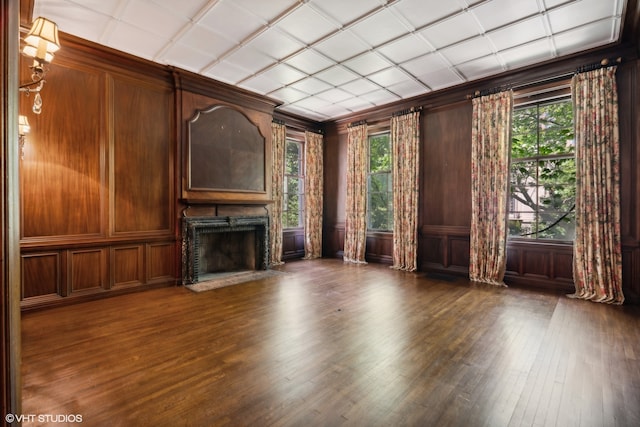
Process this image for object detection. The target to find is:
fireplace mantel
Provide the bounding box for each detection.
[181,215,269,285]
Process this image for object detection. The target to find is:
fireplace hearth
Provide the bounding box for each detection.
[181,215,269,285]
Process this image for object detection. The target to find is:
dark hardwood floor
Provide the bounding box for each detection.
[21,259,640,426]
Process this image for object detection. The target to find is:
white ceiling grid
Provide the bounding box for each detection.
[33,0,626,121]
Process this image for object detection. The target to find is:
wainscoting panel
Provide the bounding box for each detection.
[282,229,305,260]
[111,245,144,288]
[505,241,574,292]
[69,248,108,293]
[21,252,61,300]
[365,232,393,264]
[420,225,469,275]
[146,242,176,284]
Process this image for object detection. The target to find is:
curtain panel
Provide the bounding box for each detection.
[571,66,624,304]
[303,131,323,259]
[344,123,368,264]
[469,90,513,286]
[391,110,420,271]
[269,121,286,266]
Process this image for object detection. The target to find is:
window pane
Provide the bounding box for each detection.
[285,141,301,175]
[512,106,539,158]
[538,102,574,155]
[369,191,391,230]
[369,134,391,173]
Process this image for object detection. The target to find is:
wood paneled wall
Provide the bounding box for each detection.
[19,34,177,310]
[323,46,640,302]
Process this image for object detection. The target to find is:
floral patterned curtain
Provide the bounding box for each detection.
[303,131,323,259]
[269,121,286,266]
[570,66,624,304]
[470,90,513,286]
[391,110,420,271]
[344,122,368,264]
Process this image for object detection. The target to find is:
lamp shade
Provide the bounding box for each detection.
[22,45,54,63]
[24,17,60,55]
[18,115,30,135]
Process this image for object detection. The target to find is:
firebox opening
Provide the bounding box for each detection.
[198,230,257,281]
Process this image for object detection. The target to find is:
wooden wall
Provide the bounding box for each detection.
[323,45,640,302]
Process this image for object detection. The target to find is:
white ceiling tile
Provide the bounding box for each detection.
[247,29,305,61]
[339,79,381,96]
[289,77,333,95]
[471,0,540,32]
[275,4,338,44]
[498,39,555,70]
[292,96,333,111]
[440,36,494,65]
[386,79,429,98]
[239,74,282,94]
[553,20,618,56]
[487,16,548,52]
[360,89,401,106]
[314,66,360,86]
[416,68,465,90]
[260,63,307,86]
[317,88,353,103]
[336,97,375,111]
[232,0,298,23]
[456,55,504,80]
[177,24,236,59]
[147,0,210,19]
[34,0,120,18]
[162,43,216,72]
[105,21,169,60]
[314,31,369,62]
[199,2,264,43]
[367,67,409,87]
[343,52,392,76]
[349,9,410,47]
[225,46,275,72]
[377,34,432,64]
[419,11,482,49]
[285,50,335,75]
[121,0,189,37]
[204,61,253,84]
[543,0,575,8]
[269,86,309,103]
[309,0,383,26]
[313,103,353,118]
[391,0,463,30]
[547,0,618,33]
[278,104,328,121]
[400,53,451,76]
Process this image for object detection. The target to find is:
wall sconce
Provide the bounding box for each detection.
[19,17,61,115]
[18,115,30,160]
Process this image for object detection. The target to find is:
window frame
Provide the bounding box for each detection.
[508,83,575,244]
[366,131,393,232]
[282,137,305,230]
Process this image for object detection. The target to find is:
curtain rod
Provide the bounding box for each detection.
[466,56,624,100]
[348,119,367,128]
[392,106,423,117]
[305,128,324,135]
[272,118,285,125]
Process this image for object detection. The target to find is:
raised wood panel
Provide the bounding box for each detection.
[21,252,61,299]
[449,236,470,268]
[20,64,104,239]
[522,250,550,279]
[365,232,393,264]
[146,242,176,283]
[505,241,574,292]
[112,76,172,234]
[422,102,472,227]
[69,248,108,293]
[421,237,442,264]
[111,245,144,288]
[282,229,304,260]
[552,252,574,282]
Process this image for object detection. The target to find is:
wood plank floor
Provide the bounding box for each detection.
[21,259,640,426]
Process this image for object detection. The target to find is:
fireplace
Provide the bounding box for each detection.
[181,215,269,285]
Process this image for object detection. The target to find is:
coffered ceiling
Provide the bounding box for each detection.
[32,0,628,121]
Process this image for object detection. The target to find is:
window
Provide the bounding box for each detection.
[367,132,393,231]
[283,139,304,229]
[509,98,575,241]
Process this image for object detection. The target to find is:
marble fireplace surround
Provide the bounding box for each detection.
[181,215,269,285]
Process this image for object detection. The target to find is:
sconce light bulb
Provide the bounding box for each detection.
[32,92,43,114]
